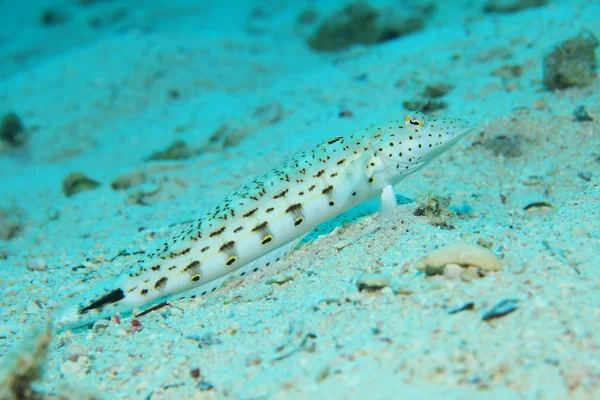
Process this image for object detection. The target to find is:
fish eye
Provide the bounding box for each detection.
[404,115,424,127]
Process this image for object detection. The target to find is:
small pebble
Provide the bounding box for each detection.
[26,258,48,271]
[460,268,479,282]
[443,263,463,279]
[573,105,593,122]
[190,368,201,379]
[357,273,391,292]
[266,271,298,285]
[333,240,351,251]
[64,343,87,362]
[415,243,502,274]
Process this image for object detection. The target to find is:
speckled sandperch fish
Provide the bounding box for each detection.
[56,112,472,329]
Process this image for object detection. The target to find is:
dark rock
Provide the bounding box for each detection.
[543,31,599,90]
[1,112,27,147]
[307,2,424,52]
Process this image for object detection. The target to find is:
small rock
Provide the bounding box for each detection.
[26,259,48,271]
[543,31,599,90]
[307,2,424,52]
[111,171,146,190]
[266,271,298,285]
[443,263,463,279]
[357,273,391,292]
[147,140,193,161]
[573,106,593,122]
[422,82,454,98]
[40,8,69,26]
[485,135,522,158]
[413,192,456,230]
[415,243,502,275]
[62,172,101,197]
[523,201,554,216]
[402,98,448,113]
[333,240,351,251]
[92,319,110,332]
[0,112,27,147]
[460,267,480,282]
[63,343,87,362]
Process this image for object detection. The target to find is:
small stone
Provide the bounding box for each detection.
[573,106,593,122]
[460,267,479,282]
[190,368,201,379]
[26,259,48,271]
[40,8,69,26]
[147,140,193,161]
[422,82,454,98]
[92,319,110,332]
[416,243,502,273]
[1,112,27,147]
[307,2,424,52]
[333,240,351,251]
[111,171,146,190]
[357,273,391,292]
[523,201,554,216]
[543,31,599,90]
[266,271,298,285]
[443,263,464,279]
[485,135,522,158]
[64,343,87,362]
[571,227,588,237]
[62,172,100,197]
[245,352,262,366]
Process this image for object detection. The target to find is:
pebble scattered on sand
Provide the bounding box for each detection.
[415,243,502,276]
[26,259,48,271]
[356,273,391,292]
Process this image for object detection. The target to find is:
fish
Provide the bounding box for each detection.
[55,111,472,329]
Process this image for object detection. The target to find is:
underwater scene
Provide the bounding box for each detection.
[0,0,598,399]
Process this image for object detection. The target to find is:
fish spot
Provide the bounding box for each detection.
[329,200,335,206]
[192,274,201,282]
[261,235,273,245]
[219,241,236,252]
[209,227,225,237]
[226,256,238,266]
[369,177,375,183]
[185,261,201,272]
[266,207,275,213]
[286,203,303,214]
[151,265,161,271]
[141,289,148,295]
[154,277,168,290]
[274,189,288,199]
[243,208,258,218]
[234,226,243,233]
[295,217,304,226]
